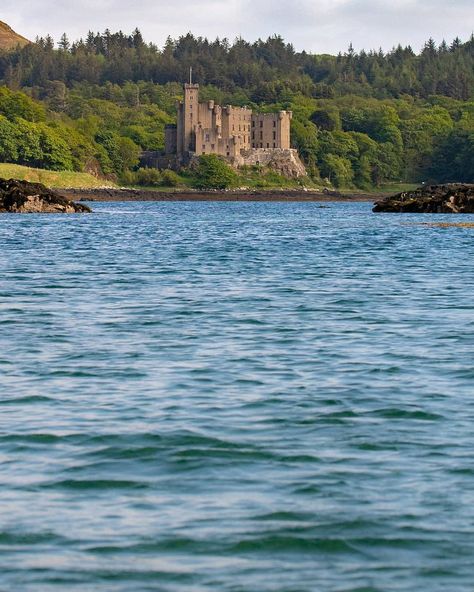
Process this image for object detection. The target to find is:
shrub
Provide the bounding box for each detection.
[193,154,237,190]
[160,169,181,187]
[135,167,162,186]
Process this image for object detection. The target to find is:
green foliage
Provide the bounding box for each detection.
[429,113,474,182]
[160,169,181,187]
[0,87,45,121]
[193,155,237,189]
[134,167,163,186]
[122,167,185,188]
[320,154,354,187]
[310,107,341,131]
[0,116,19,161]
[95,131,140,175]
[37,124,73,170]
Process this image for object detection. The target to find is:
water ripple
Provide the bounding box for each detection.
[1,202,474,591]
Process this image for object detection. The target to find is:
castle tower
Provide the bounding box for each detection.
[176,82,199,156]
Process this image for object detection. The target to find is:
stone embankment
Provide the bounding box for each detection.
[0,178,91,213]
[373,184,474,213]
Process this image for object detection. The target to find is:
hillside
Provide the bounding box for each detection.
[0,20,29,50]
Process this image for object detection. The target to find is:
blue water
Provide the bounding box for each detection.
[1,201,474,591]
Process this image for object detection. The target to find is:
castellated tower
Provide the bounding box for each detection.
[176,82,199,155]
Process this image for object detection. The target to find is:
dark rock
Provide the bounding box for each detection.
[373,184,474,213]
[0,178,91,213]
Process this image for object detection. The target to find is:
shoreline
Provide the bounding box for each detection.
[59,188,377,203]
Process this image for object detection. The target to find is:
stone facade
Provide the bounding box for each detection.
[251,113,291,150]
[166,81,293,160]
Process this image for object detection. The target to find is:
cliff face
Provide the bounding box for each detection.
[0,21,30,50]
[235,149,308,179]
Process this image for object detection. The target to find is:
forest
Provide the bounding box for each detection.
[0,30,473,187]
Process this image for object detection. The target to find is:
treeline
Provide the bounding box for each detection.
[2,31,473,101]
[0,30,473,186]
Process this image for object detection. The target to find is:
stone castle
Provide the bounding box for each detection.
[160,77,307,178]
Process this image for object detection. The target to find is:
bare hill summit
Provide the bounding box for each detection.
[0,21,30,50]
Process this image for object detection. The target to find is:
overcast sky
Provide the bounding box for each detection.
[2,0,473,54]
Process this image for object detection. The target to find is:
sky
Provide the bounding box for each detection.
[2,0,473,54]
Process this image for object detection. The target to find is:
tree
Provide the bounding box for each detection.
[193,154,237,189]
[320,154,354,187]
[0,116,19,162]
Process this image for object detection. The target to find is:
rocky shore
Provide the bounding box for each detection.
[373,184,474,213]
[59,187,375,203]
[0,178,91,213]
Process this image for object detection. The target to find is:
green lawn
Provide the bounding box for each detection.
[0,163,116,189]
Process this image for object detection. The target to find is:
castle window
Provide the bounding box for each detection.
[205,134,210,142]
[273,143,276,148]
[273,131,276,140]
[260,143,263,148]
[211,144,215,150]
[260,131,263,140]
[202,145,206,150]
[273,121,276,127]
[252,132,255,140]
[252,121,255,128]
[227,152,230,156]
[267,143,270,148]
[260,121,263,128]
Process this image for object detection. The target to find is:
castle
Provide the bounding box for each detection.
[165,80,293,160]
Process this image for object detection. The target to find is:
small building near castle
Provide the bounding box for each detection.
[165,82,293,159]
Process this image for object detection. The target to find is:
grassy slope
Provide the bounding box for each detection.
[0,163,116,189]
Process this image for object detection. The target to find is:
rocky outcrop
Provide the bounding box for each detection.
[235,148,308,178]
[373,184,474,213]
[0,178,91,213]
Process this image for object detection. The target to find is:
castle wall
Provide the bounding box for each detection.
[176,103,184,155]
[165,124,177,155]
[221,106,252,151]
[195,127,242,158]
[251,111,292,150]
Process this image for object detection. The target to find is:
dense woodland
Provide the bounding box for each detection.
[0,30,473,187]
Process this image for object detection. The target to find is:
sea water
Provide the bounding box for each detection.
[1,201,473,591]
